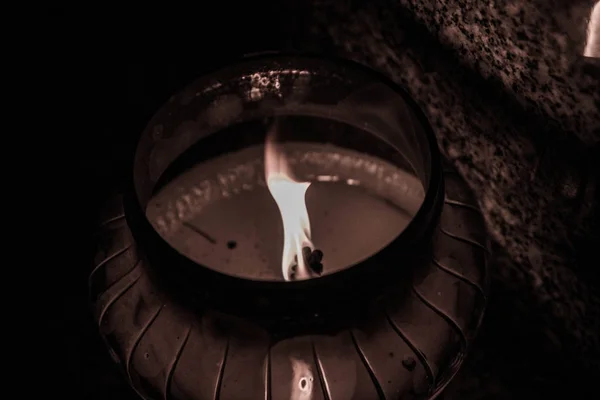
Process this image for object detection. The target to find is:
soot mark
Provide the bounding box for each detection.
[402,356,417,371]
[182,221,217,244]
[226,240,237,249]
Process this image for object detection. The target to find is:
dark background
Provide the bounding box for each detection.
[57,4,313,399]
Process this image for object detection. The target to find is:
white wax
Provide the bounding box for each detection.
[146,144,425,281]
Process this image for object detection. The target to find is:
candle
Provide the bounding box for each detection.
[146,118,425,281]
[96,57,490,400]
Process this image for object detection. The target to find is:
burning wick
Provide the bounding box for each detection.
[290,247,324,280]
[264,122,325,281]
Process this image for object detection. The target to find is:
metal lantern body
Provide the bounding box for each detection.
[91,55,489,400]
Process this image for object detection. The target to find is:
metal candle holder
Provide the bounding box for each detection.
[90,54,490,400]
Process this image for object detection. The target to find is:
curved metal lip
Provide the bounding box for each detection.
[123,52,445,318]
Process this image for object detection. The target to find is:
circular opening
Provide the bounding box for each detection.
[126,54,443,317]
[146,115,427,281]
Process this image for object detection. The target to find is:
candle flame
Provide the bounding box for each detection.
[264,123,314,281]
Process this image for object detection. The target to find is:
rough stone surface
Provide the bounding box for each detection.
[299,0,600,397]
[399,0,600,145]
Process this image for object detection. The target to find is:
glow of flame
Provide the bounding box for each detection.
[290,358,314,400]
[264,124,314,281]
[584,1,600,57]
